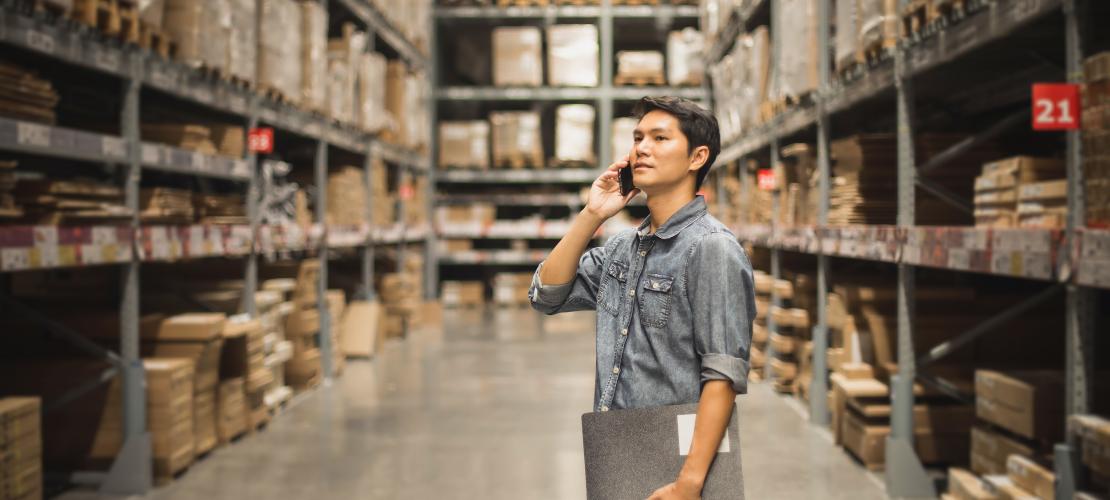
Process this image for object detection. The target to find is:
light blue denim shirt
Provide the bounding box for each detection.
[529,196,755,412]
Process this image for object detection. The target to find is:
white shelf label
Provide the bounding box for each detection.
[101,137,126,159]
[149,66,175,89]
[16,122,50,148]
[191,152,208,171]
[1,248,31,271]
[141,144,161,164]
[26,30,55,54]
[191,85,213,104]
[92,47,119,72]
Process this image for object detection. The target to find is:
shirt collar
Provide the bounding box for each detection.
[636,196,708,240]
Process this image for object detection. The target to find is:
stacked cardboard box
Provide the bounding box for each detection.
[326,290,347,377]
[255,288,293,410]
[194,193,247,224]
[145,313,227,456]
[554,105,596,166]
[139,359,195,481]
[438,121,490,169]
[140,188,195,224]
[778,143,818,227]
[325,23,367,125]
[227,0,256,84]
[1070,414,1110,479]
[370,158,396,227]
[493,273,532,307]
[975,370,1065,446]
[435,203,495,228]
[442,281,485,309]
[492,27,542,87]
[615,51,665,85]
[163,0,230,73]
[284,260,323,391]
[340,300,386,358]
[974,157,1065,228]
[216,378,247,444]
[710,27,769,143]
[405,176,429,227]
[326,167,368,227]
[357,51,388,132]
[1017,179,1068,229]
[300,0,328,113]
[546,25,598,87]
[141,123,218,154]
[667,28,705,87]
[1085,52,1110,227]
[490,111,544,168]
[382,61,429,149]
[258,0,302,103]
[0,398,41,500]
[0,59,59,124]
[0,162,17,220]
[221,318,271,433]
[750,270,772,381]
[15,178,131,225]
[856,0,898,62]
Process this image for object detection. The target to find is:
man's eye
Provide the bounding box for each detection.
[655,136,666,141]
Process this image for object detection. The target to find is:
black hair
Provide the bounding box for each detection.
[632,96,721,191]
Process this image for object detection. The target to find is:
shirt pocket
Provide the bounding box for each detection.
[638,274,674,328]
[598,260,629,316]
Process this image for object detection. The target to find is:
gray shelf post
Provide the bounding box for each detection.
[762,0,781,382]
[362,146,376,302]
[809,0,831,426]
[425,11,439,300]
[598,0,615,169]
[885,0,934,494]
[103,52,152,496]
[242,102,260,317]
[315,138,333,379]
[1056,0,1094,497]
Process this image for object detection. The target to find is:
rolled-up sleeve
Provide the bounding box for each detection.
[529,245,607,315]
[686,232,755,394]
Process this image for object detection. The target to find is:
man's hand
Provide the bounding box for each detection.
[586,159,640,221]
[646,479,701,500]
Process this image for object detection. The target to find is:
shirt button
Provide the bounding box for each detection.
[612,366,620,375]
[639,251,646,257]
[601,406,609,412]
[628,289,635,297]
[621,328,628,336]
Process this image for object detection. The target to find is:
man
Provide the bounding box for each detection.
[529,96,755,500]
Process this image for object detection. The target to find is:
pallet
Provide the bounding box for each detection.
[139,21,174,59]
[154,464,191,487]
[492,155,543,169]
[858,37,896,67]
[900,0,938,38]
[257,83,295,106]
[440,163,488,170]
[613,0,661,5]
[614,73,666,87]
[548,158,594,169]
[32,0,70,17]
[554,0,599,4]
[496,0,549,6]
[933,0,969,20]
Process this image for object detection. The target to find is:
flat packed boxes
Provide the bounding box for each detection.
[490,112,544,169]
[492,27,542,87]
[284,261,323,391]
[1,397,41,500]
[438,121,490,170]
[493,273,532,307]
[546,25,598,87]
[442,281,485,309]
[1085,51,1110,227]
[974,156,1065,228]
[614,51,665,86]
[554,105,596,166]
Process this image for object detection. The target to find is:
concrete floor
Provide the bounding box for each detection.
[62,307,888,500]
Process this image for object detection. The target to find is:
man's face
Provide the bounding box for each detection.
[630,110,704,195]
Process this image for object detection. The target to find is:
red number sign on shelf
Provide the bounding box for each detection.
[757,169,776,191]
[1032,84,1080,131]
[248,127,274,153]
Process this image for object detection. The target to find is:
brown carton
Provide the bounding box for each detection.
[155,313,227,341]
[492,27,542,87]
[193,389,218,455]
[970,426,1035,476]
[1006,455,1054,500]
[546,25,598,87]
[948,468,1000,500]
[438,121,490,169]
[975,370,1064,442]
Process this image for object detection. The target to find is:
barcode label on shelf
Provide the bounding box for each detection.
[141,144,161,164]
[101,137,126,159]
[16,122,50,148]
[190,152,207,171]
[1,248,31,271]
[947,249,971,270]
[149,66,175,89]
[190,85,213,104]
[227,94,247,113]
[92,47,120,72]
[25,30,55,53]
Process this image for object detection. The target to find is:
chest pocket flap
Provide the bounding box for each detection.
[607,261,628,282]
[642,274,673,293]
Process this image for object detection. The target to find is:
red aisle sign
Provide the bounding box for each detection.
[399,184,414,200]
[757,169,776,191]
[248,127,274,153]
[1032,84,1081,131]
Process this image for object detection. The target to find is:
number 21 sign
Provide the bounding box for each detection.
[1032,84,1080,131]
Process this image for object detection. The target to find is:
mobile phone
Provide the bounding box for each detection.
[619,160,634,196]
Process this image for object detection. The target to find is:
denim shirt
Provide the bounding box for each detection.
[529,196,755,412]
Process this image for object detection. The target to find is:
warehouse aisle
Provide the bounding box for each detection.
[73,308,885,500]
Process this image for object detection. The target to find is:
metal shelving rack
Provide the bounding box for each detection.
[0,0,430,495]
[708,0,1106,497]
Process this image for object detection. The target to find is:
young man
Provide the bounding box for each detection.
[529,96,755,499]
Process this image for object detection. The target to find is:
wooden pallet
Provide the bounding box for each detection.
[72,0,120,36]
[493,155,543,169]
[548,159,593,169]
[933,0,969,20]
[858,37,896,67]
[614,73,666,86]
[613,0,661,5]
[33,0,70,16]
[496,0,549,6]
[257,83,296,106]
[154,463,191,487]
[139,21,174,58]
[554,0,599,4]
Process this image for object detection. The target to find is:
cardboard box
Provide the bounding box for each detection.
[980,475,1037,500]
[841,409,970,467]
[143,359,195,479]
[193,389,217,454]
[554,104,595,164]
[975,370,1065,442]
[442,281,485,308]
[257,0,302,103]
[492,27,542,86]
[667,28,704,86]
[490,111,544,168]
[981,157,1066,183]
[970,425,1036,476]
[546,25,598,87]
[284,307,320,337]
[493,273,533,307]
[1017,179,1068,201]
[1006,455,1054,500]
[0,398,40,448]
[216,378,246,444]
[615,51,664,80]
[438,121,490,169]
[948,468,1000,500]
[154,313,227,341]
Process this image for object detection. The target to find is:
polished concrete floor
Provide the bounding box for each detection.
[63,307,887,500]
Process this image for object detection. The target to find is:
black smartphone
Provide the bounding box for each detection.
[619,162,634,196]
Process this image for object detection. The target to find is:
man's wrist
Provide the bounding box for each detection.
[580,207,607,227]
[676,471,705,493]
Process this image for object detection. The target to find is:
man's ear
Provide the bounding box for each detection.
[688,146,709,173]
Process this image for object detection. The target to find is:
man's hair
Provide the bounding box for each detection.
[632,96,721,191]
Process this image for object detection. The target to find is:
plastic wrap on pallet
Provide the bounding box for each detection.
[358,52,387,133]
[326,55,351,124]
[616,51,664,80]
[746,27,771,127]
[383,61,406,143]
[700,0,721,41]
[555,104,595,164]
[404,73,427,149]
[774,0,819,100]
[547,25,599,87]
[163,0,208,69]
[228,0,256,84]
[857,0,897,53]
[258,0,302,103]
[203,0,232,72]
[490,112,544,168]
[667,28,705,87]
[139,0,163,25]
[438,121,489,170]
[611,117,638,164]
[492,27,543,87]
[835,0,858,72]
[725,40,745,140]
[300,1,328,112]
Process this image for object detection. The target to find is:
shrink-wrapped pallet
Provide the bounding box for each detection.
[616,51,665,83]
[326,55,352,124]
[774,0,819,100]
[490,112,544,168]
[228,0,256,83]
[547,25,599,87]
[327,23,367,124]
[835,0,858,72]
[667,28,704,86]
[139,0,164,25]
[555,105,595,165]
[164,0,230,72]
[358,52,388,133]
[857,0,898,54]
[258,0,302,103]
[300,1,328,112]
[611,117,638,164]
[439,121,490,169]
[492,27,542,87]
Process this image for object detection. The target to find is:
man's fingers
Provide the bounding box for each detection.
[622,188,641,205]
[607,159,629,172]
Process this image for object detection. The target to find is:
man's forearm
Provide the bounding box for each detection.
[678,380,737,490]
[538,208,605,286]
